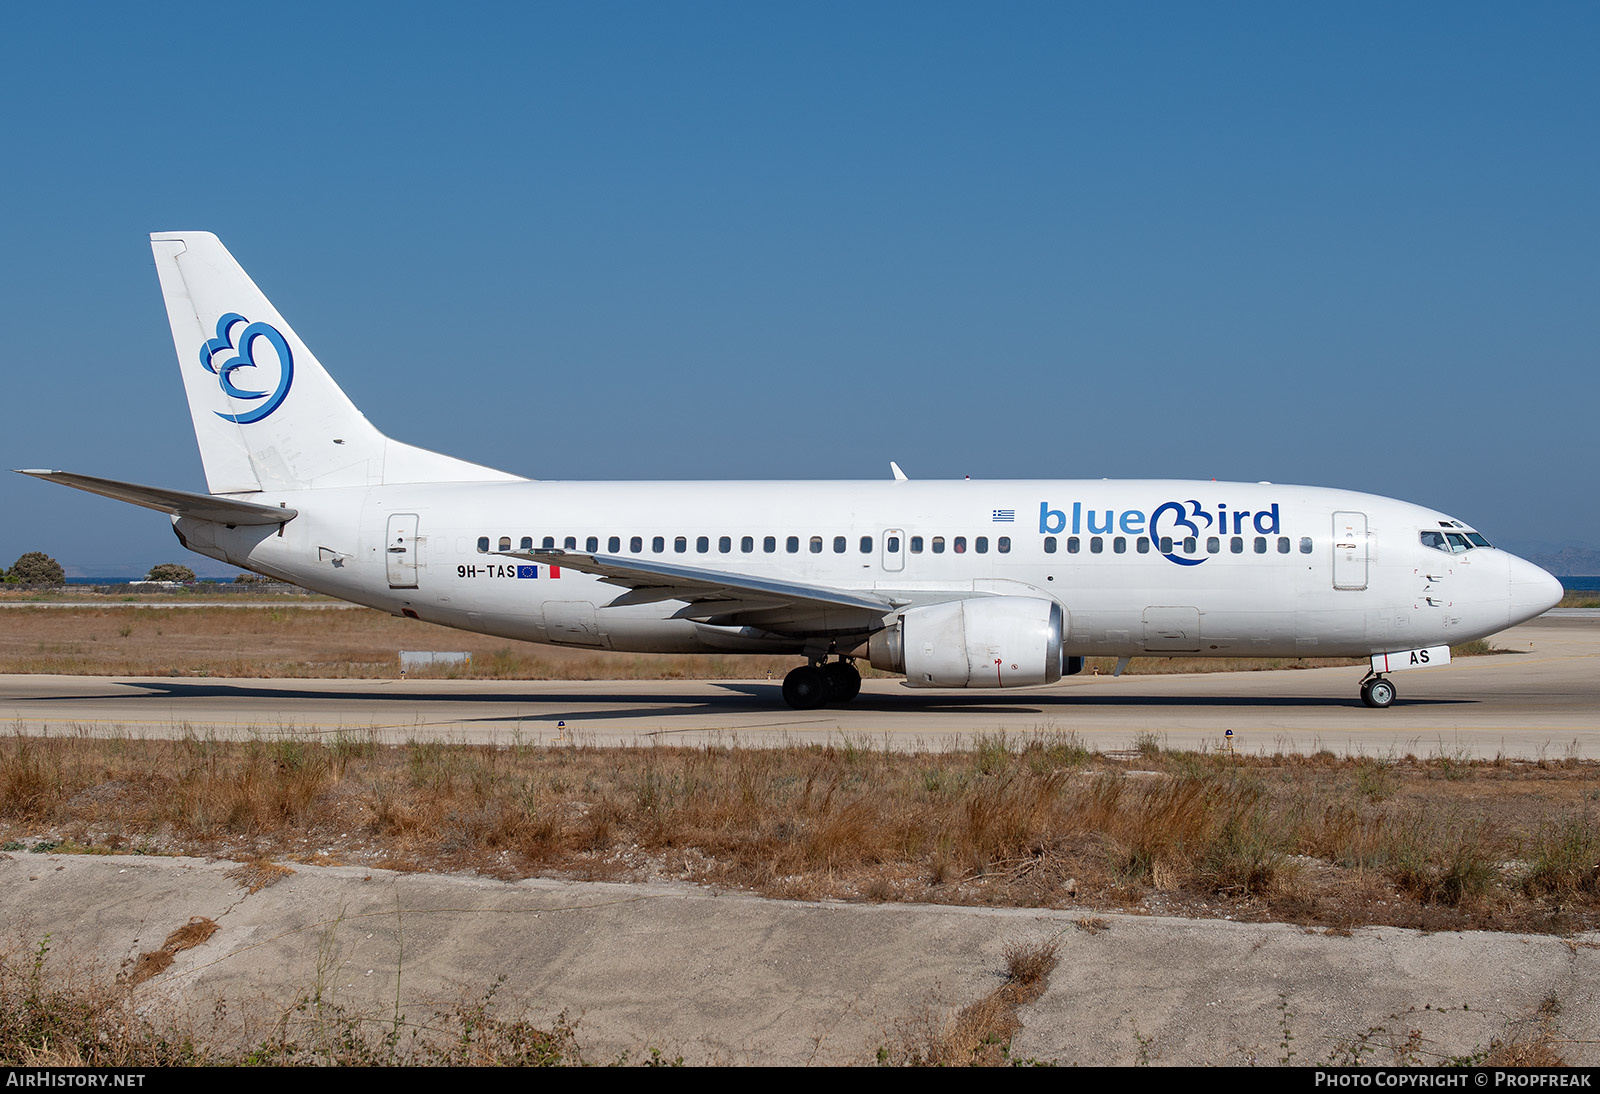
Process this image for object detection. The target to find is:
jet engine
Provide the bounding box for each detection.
[867,597,1069,688]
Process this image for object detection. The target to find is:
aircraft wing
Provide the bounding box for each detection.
[15,470,298,526]
[498,548,898,628]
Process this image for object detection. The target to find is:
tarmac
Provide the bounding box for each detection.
[1,613,1595,759]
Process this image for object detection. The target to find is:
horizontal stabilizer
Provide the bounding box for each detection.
[15,470,297,526]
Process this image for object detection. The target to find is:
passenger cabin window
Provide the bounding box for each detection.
[1230,536,1243,554]
[1277,537,1290,554]
[498,536,511,552]
[1254,537,1267,554]
[809,536,823,554]
[586,536,599,552]
[608,536,620,552]
[859,536,873,553]
[787,536,800,553]
[542,536,556,550]
[1067,537,1079,553]
[696,536,709,553]
[1044,536,1057,554]
[1090,537,1103,554]
[1183,537,1197,554]
[719,536,732,553]
[1113,536,1127,553]
[1136,537,1151,554]
[1159,537,1173,553]
[476,536,489,553]
[741,536,754,553]
[886,535,900,552]
[1299,537,1313,554]
[630,536,643,552]
[1206,537,1220,554]
[997,537,1010,553]
[675,536,687,553]
[910,536,924,553]
[932,536,945,554]
[564,536,577,549]
[652,536,665,552]
[976,536,989,553]
[520,536,533,551]
[833,536,847,553]
[764,536,777,553]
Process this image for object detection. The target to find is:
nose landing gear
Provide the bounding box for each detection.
[781,659,862,709]
[1359,673,1397,709]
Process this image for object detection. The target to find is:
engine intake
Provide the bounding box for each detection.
[869,597,1067,688]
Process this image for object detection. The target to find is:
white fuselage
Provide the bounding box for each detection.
[173,478,1560,661]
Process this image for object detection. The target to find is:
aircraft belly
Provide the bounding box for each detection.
[541,602,609,649]
[1292,608,1369,656]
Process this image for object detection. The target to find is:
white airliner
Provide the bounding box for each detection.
[19,232,1564,709]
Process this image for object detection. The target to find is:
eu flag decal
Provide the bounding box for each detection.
[517,565,538,579]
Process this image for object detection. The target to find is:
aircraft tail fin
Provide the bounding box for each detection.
[150,232,524,494]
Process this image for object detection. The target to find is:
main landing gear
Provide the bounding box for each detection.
[1359,673,1397,709]
[782,659,862,710]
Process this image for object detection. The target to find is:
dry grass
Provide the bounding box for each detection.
[0,605,1511,680]
[0,936,206,1065]
[3,729,1598,934]
[876,940,1060,1065]
[0,939,596,1066]
[126,917,219,986]
[225,858,296,893]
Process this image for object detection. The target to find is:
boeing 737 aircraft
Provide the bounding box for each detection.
[19,233,1564,709]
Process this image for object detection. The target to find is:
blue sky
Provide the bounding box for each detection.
[2,2,1595,575]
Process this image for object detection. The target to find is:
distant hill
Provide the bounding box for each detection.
[1528,546,1600,577]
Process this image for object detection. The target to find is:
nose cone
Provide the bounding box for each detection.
[1506,553,1564,625]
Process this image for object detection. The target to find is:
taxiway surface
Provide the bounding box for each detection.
[2,614,1593,758]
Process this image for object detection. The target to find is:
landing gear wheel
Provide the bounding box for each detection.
[824,661,862,703]
[782,665,831,710]
[1360,677,1396,709]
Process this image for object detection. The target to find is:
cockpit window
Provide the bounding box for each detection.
[1423,528,1492,552]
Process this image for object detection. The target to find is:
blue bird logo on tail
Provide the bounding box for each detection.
[200,313,294,424]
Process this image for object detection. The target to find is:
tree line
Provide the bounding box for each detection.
[3,552,207,585]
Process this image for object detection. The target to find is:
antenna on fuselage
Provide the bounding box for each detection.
[890,461,908,481]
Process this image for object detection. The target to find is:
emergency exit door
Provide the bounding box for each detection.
[881,529,905,572]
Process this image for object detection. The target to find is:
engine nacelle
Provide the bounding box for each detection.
[868,597,1067,688]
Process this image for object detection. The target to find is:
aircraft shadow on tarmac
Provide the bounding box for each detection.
[7,679,1475,728]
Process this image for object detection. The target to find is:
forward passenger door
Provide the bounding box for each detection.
[1332,511,1369,590]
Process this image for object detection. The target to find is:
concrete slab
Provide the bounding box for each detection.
[3,853,1594,1065]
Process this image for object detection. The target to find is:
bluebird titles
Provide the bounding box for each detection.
[1039,501,1281,537]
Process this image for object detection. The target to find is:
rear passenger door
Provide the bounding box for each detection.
[386,513,419,588]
